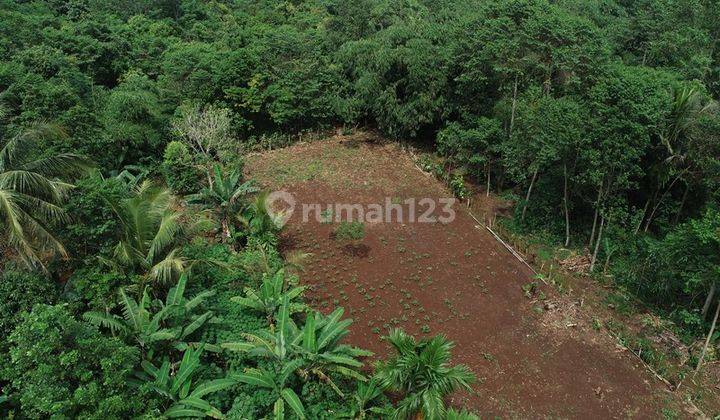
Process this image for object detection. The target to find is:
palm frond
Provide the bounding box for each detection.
[234,368,277,389]
[0,170,65,202]
[148,211,183,263]
[280,388,306,419]
[0,123,66,172]
[21,153,93,178]
[185,290,215,312]
[148,249,186,285]
[83,311,127,334]
[0,188,38,264]
[119,288,143,332]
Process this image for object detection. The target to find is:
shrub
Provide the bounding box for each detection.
[449,173,469,200]
[0,269,58,339]
[3,304,143,418]
[62,171,128,261]
[300,380,347,419]
[334,221,365,243]
[162,141,199,194]
[65,267,132,311]
[226,390,276,419]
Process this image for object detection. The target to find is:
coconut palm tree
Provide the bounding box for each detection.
[0,121,91,270]
[376,329,475,420]
[104,180,213,285]
[642,87,719,232]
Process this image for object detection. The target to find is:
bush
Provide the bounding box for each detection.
[0,269,58,340]
[333,221,366,243]
[62,171,128,261]
[162,141,200,194]
[449,173,469,200]
[2,304,143,418]
[226,390,276,419]
[300,380,347,419]
[65,267,132,311]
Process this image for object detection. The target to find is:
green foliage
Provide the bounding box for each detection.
[3,304,142,418]
[83,274,216,358]
[188,163,258,240]
[163,141,199,195]
[339,377,392,419]
[100,70,166,169]
[66,266,130,311]
[131,346,235,419]
[4,0,720,414]
[446,408,481,420]
[294,307,373,394]
[611,207,720,321]
[300,380,350,419]
[225,296,373,416]
[231,269,308,324]
[437,117,502,180]
[105,181,213,285]
[0,122,92,270]
[376,329,475,419]
[62,171,128,261]
[239,191,283,250]
[334,221,366,243]
[0,268,58,338]
[449,173,469,200]
[234,366,307,419]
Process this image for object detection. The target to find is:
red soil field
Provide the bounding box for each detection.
[247,132,685,418]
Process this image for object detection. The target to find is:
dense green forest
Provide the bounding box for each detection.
[1,0,720,417]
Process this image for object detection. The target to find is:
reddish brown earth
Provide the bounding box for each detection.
[247,133,686,418]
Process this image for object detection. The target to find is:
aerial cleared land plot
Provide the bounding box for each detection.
[247,132,684,417]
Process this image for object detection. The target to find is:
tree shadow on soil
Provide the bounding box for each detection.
[341,243,371,258]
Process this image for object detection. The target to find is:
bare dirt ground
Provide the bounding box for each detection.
[247,132,689,418]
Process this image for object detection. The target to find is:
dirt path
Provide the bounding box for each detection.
[247,133,684,418]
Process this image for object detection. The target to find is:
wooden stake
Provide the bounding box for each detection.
[694,298,720,378]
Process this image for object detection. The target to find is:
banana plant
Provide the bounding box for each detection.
[131,346,236,419]
[84,274,216,357]
[223,294,299,359]
[231,269,307,325]
[224,297,371,397]
[237,191,283,251]
[233,364,307,420]
[226,295,306,418]
[294,307,373,396]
